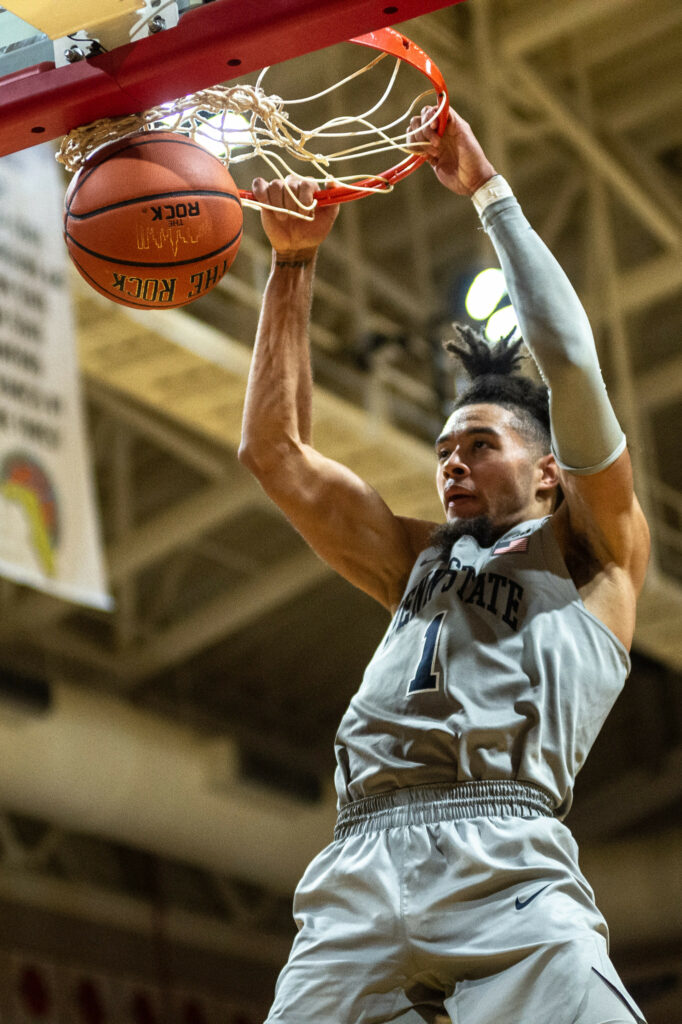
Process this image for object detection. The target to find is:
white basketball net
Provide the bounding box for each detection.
[56,52,445,218]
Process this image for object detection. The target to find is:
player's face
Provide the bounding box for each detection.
[435,403,545,530]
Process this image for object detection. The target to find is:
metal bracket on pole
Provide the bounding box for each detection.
[53,0,179,69]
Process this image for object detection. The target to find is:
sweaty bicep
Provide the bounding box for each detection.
[254,442,432,609]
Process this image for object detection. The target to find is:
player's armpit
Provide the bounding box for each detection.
[395,515,440,563]
[557,448,650,595]
[240,440,432,611]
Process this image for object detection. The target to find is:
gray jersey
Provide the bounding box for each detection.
[334,516,630,817]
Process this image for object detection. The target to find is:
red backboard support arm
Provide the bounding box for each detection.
[0,0,465,160]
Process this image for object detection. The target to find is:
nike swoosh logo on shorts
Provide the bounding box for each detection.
[515,884,550,910]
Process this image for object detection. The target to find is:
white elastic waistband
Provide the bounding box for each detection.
[334,780,555,840]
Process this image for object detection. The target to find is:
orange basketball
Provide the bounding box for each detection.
[64,131,243,310]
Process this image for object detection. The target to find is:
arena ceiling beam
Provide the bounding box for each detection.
[502,0,639,57]
[617,254,682,315]
[536,174,583,250]
[223,236,412,344]
[576,0,682,68]
[607,63,682,135]
[29,549,332,687]
[0,482,274,678]
[605,133,682,231]
[0,865,292,965]
[113,550,332,687]
[106,478,261,585]
[86,379,229,480]
[509,59,681,250]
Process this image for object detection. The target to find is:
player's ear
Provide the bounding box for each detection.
[535,453,560,498]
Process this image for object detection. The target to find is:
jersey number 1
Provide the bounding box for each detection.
[407,612,446,694]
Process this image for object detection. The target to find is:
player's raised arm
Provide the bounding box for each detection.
[409,108,650,619]
[238,176,433,611]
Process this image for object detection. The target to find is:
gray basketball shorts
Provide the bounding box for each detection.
[265,781,646,1024]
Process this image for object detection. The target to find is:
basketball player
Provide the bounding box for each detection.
[239,106,650,1024]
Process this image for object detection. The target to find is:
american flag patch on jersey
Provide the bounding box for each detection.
[493,534,530,555]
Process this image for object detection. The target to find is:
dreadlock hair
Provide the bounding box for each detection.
[445,324,550,455]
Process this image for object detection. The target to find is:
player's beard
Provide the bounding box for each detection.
[429,514,501,558]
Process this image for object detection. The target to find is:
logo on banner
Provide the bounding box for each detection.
[0,452,60,576]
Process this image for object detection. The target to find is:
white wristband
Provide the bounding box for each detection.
[472,174,514,216]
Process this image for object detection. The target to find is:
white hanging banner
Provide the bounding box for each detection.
[0,144,112,610]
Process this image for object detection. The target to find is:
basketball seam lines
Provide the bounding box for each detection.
[66,189,242,221]
[64,226,243,269]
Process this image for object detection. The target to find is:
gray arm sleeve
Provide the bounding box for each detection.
[477,182,626,475]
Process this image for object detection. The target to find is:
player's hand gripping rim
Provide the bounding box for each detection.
[407,105,497,197]
[252,174,340,261]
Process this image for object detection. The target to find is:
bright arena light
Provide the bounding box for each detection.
[464,267,508,321]
[153,108,252,160]
[194,111,252,159]
[485,304,520,342]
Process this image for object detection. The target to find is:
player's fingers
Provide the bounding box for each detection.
[252,177,286,210]
[268,178,285,205]
[296,177,317,210]
[254,178,288,224]
[419,105,441,140]
[281,175,300,207]
[251,177,269,204]
[407,107,442,155]
[407,113,429,147]
[406,131,428,158]
[264,178,295,222]
[283,174,316,212]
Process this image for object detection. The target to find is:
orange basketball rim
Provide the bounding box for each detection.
[240,27,450,208]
